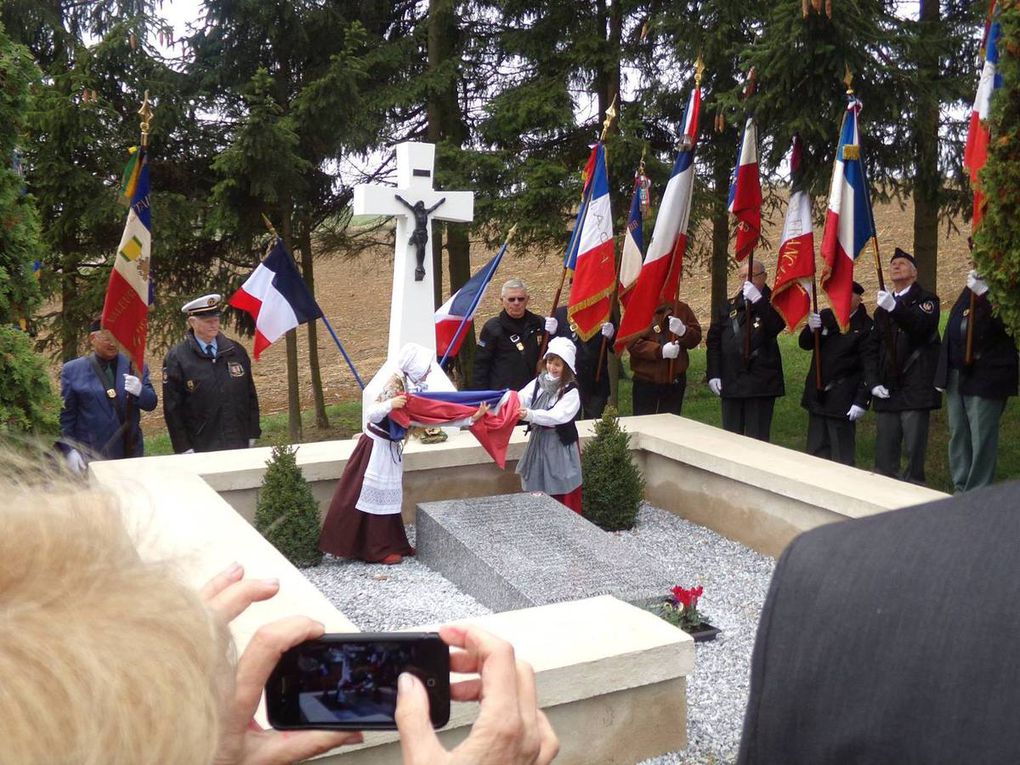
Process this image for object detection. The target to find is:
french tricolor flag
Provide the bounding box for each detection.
[435,249,504,358]
[727,116,762,262]
[964,7,1001,230]
[615,85,700,353]
[820,97,875,329]
[618,174,645,310]
[567,142,615,341]
[229,238,324,360]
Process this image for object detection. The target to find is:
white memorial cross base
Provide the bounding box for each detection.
[353,142,474,418]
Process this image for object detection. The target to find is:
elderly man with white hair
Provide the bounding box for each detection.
[472,278,547,391]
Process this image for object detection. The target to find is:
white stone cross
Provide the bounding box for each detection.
[353,142,474,360]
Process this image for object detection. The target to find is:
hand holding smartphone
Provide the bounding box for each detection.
[265,632,450,731]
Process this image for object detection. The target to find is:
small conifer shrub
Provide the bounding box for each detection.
[581,407,644,531]
[254,445,323,567]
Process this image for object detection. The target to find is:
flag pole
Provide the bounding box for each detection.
[123,91,153,457]
[739,68,758,366]
[438,224,517,369]
[260,214,365,389]
[540,96,617,369]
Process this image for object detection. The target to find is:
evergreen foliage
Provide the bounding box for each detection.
[254,445,323,567]
[581,407,644,531]
[974,1,1020,338]
[0,28,58,436]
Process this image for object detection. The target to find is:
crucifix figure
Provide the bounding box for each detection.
[353,142,474,412]
[394,194,447,281]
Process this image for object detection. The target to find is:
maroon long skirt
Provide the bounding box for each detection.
[318,434,414,563]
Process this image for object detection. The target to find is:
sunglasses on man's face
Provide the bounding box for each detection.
[505,296,528,303]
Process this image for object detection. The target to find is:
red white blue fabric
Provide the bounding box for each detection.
[102,147,150,370]
[567,142,615,341]
[618,174,645,309]
[615,86,701,352]
[229,238,324,359]
[434,248,505,358]
[820,98,875,329]
[727,117,762,262]
[771,137,816,331]
[964,8,1001,230]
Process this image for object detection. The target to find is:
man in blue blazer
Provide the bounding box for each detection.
[58,318,158,472]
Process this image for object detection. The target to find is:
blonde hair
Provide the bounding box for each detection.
[0,455,232,765]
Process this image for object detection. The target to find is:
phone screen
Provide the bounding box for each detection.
[265,632,450,730]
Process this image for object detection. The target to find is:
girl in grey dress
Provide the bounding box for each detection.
[516,336,583,513]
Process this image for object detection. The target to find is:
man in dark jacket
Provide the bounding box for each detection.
[738,482,1020,765]
[798,282,872,466]
[628,301,702,416]
[550,304,615,419]
[935,269,1018,492]
[58,317,158,472]
[706,260,786,441]
[162,294,261,453]
[864,248,941,484]
[472,278,546,391]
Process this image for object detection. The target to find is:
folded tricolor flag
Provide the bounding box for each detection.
[615,84,700,352]
[728,116,762,262]
[820,97,875,329]
[229,238,324,359]
[964,5,1001,231]
[435,248,505,359]
[102,146,151,371]
[387,390,521,468]
[618,173,645,310]
[568,142,615,341]
[771,136,816,331]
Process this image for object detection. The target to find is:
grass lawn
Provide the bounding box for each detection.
[145,334,1019,494]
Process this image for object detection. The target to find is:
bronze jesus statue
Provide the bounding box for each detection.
[394,194,446,281]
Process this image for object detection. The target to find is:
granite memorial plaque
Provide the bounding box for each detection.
[416,493,675,613]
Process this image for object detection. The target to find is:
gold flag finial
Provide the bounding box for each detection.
[843,64,854,95]
[506,223,519,244]
[138,90,154,146]
[695,55,705,87]
[261,213,278,238]
[600,94,618,142]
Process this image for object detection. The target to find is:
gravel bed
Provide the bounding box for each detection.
[302,503,775,763]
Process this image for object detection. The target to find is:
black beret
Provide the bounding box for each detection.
[890,247,916,266]
[852,281,865,296]
[88,317,102,333]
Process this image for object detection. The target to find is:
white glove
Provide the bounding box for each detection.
[545,316,558,334]
[668,316,687,336]
[742,280,763,304]
[661,341,680,359]
[601,322,615,339]
[847,404,866,422]
[66,448,87,475]
[967,269,989,297]
[876,290,896,312]
[807,312,822,331]
[183,448,195,454]
[871,384,891,399]
[248,438,257,448]
[123,374,142,397]
[708,378,723,396]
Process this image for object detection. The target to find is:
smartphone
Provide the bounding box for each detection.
[265,632,450,731]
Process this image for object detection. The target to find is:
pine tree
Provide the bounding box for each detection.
[581,407,644,531]
[255,445,323,567]
[0,27,58,436]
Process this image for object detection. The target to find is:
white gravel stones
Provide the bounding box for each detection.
[302,502,775,763]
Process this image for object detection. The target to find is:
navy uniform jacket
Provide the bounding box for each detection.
[934,287,1019,400]
[706,286,786,399]
[59,353,158,459]
[162,331,260,453]
[863,281,942,412]
[798,307,873,418]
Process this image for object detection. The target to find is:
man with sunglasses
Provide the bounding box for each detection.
[473,278,546,392]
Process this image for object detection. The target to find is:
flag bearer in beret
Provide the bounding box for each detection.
[935,270,1018,492]
[799,282,873,466]
[864,248,941,485]
[162,294,260,454]
[57,317,158,473]
[706,260,786,441]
